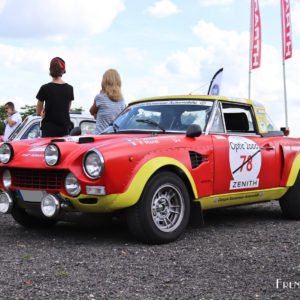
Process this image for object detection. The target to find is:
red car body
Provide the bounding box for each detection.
[0,95,300,243]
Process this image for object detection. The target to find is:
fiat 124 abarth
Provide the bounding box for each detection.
[0,95,300,244]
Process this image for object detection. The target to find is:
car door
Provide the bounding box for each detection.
[210,101,281,195]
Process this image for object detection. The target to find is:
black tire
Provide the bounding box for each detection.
[279,173,300,220]
[11,204,57,228]
[126,171,190,244]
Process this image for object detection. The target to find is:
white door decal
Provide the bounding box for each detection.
[228,136,261,190]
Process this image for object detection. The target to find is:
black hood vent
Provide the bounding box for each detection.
[189,151,208,169]
[79,137,95,144]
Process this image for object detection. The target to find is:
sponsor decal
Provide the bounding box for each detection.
[29,147,46,152]
[127,136,182,146]
[22,154,43,157]
[228,136,261,190]
[131,100,213,108]
[283,146,300,151]
[259,121,266,132]
[255,108,265,115]
[213,192,261,203]
[253,101,265,109]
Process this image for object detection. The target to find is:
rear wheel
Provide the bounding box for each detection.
[279,173,300,219]
[11,204,57,228]
[126,171,190,244]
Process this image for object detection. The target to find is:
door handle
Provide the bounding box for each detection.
[261,145,275,150]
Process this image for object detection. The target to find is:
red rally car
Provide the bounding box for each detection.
[0,95,300,244]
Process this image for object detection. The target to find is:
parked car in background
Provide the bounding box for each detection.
[5,112,95,141]
[0,95,300,244]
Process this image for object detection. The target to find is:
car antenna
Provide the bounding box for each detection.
[188,82,210,95]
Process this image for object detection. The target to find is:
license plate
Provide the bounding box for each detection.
[18,190,46,203]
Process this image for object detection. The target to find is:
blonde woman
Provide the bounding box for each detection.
[90,69,126,134]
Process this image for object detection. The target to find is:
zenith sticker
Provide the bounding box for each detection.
[228,136,261,190]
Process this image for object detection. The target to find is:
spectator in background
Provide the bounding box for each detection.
[36,57,74,137]
[89,69,126,134]
[4,102,22,141]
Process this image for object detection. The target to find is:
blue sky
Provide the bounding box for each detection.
[0,0,299,135]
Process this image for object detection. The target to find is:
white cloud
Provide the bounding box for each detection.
[147,0,179,18]
[293,2,300,35]
[199,0,233,6]
[122,48,146,63]
[0,0,7,13]
[142,20,300,135]
[0,0,125,38]
[0,42,117,110]
[260,0,278,6]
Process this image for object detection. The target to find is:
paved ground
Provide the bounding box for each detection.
[0,200,299,300]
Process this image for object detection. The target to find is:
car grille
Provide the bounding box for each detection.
[10,168,67,190]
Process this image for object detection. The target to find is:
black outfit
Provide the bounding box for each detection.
[36,83,74,137]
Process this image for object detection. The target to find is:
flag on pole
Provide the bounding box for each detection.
[208,68,223,96]
[250,0,261,69]
[281,0,292,60]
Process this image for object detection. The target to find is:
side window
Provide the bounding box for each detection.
[22,123,41,139]
[210,104,225,133]
[222,103,256,133]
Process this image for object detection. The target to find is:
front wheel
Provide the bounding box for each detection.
[279,173,300,220]
[126,171,190,244]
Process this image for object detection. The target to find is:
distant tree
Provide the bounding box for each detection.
[70,107,84,112]
[20,104,36,120]
[0,105,6,135]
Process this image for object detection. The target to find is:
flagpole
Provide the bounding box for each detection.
[281,0,289,129]
[282,58,289,129]
[248,0,252,100]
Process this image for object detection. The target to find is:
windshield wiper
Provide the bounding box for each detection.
[136,119,166,132]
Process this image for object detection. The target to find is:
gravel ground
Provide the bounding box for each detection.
[0,200,299,300]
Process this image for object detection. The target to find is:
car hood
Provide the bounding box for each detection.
[3,133,187,169]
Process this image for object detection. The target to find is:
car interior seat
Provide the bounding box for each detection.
[224,112,249,132]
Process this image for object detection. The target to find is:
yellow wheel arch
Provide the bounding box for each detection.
[67,157,198,213]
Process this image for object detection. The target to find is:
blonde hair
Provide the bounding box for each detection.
[101,69,123,102]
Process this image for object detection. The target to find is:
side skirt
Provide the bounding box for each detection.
[195,187,289,210]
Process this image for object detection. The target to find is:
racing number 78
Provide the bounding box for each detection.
[240,155,253,172]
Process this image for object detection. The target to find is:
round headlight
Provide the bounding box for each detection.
[44,144,60,166]
[2,169,11,190]
[41,194,60,218]
[83,149,104,179]
[65,172,81,197]
[0,192,13,214]
[0,143,13,164]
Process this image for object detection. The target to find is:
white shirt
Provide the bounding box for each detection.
[4,112,22,141]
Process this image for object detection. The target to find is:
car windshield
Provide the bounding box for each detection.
[103,100,214,134]
[7,117,30,141]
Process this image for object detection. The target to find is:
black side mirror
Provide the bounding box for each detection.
[70,126,82,136]
[280,127,290,136]
[186,124,202,138]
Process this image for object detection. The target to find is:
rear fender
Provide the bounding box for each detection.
[281,150,300,187]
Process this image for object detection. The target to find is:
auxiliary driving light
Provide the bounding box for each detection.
[41,194,60,218]
[2,169,11,190]
[0,192,13,214]
[65,172,81,197]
